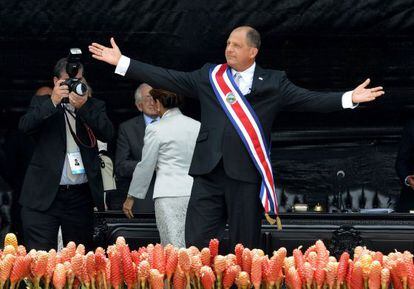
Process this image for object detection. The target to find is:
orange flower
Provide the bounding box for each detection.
[166,248,178,281]
[149,269,164,289]
[3,245,16,256]
[397,258,408,289]
[4,233,18,250]
[209,239,219,263]
[85,252,96,281]
[250,255,262,289]
[236,271,250,289]
[66,242,77,258]
[120,246,136,289]
[325,261,338,289]
[95,252,107,273]
[214,255,227,275]
[191,255,202,279]
[369,260,382,289]
[188,246,201,257]
[303,262,314,289]
[31,250,48,278]
[75,244,85,256]
[115,237,126,247]
[242,248,252,275]
[223,265,238,289]
[201,248,211,267]
[346,260,354,289]
[381,268,390,289]
[138,260,150,288]
[10,255,31,284]
[16,245,26,257]
[152,244,166,275]
[337,252,350,289]
[235,244,244,267]
[293,247,305,284]
[350,261,364,289]
[173,266,186,289]
[201,266,216,289]
[287,266,302,289]
[373,252,384,265]
[109,249,122,289]
[178,249,191,273]
[53,263,67,289]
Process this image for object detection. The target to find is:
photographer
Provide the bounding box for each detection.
[18,53,114,250]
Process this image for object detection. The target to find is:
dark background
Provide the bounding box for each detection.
[1,0,414,209]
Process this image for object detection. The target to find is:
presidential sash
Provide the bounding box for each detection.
[209,63,281,228]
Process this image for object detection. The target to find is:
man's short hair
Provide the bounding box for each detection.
[53,57,84,78]
[134,83,151,103]
[246,27,261,50]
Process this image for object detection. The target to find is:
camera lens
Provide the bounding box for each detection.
[73,82,87,96]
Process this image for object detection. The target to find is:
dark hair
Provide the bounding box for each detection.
[246,27,261,49]
[53,57,84,78]
[149,89,183,109]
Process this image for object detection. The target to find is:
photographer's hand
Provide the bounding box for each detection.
[89,37,122,66]
[69,92,87,109]
[51,80,69,106]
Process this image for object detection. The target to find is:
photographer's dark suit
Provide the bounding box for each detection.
[113,114,155,212]
[124,59,343,249]
[396,120,414,212]
[19,94,113,250]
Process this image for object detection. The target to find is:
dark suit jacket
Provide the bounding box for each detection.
[126,60,343,183]
[19,95,114,211]
[115,115,155,212]
[395,120,414,212]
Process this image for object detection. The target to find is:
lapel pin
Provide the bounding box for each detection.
[258,77,263,80]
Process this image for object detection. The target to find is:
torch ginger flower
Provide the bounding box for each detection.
[53,263,67,289]
[201,266,216,289]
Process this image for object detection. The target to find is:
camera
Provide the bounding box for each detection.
[61,48,87,103]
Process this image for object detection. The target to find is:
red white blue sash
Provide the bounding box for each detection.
[209,63,279,219]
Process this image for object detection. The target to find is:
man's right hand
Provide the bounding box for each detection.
[89,37,122,66]
[51,79,69,106]
[407,175,414,189]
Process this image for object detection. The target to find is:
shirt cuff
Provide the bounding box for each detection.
[115,55,131,76]
[342,91,359,109]
[405,176,411,186]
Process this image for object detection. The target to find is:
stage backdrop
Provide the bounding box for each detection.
[1,0,413,207]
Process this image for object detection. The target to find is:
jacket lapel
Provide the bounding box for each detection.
[250,64,266,97]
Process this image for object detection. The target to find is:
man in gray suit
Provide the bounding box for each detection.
[110,83,159,212]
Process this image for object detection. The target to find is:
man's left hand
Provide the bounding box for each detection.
[123,196,135,219]
[69,92,88,109]
[352,78,384,104]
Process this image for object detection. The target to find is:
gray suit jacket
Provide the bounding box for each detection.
[128,108,200,199]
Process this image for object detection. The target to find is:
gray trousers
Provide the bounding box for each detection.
[154,196,190,247]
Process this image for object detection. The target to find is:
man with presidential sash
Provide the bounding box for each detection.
[89,26,384,250]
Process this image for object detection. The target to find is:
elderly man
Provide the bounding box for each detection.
[90,26,384,249]
[111,83,159,212]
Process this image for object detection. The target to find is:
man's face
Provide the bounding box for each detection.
[137,86,158,117]
[54,69,84,84]
[225,28,258,71]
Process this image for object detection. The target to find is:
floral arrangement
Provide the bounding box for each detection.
[0,233,412,289]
